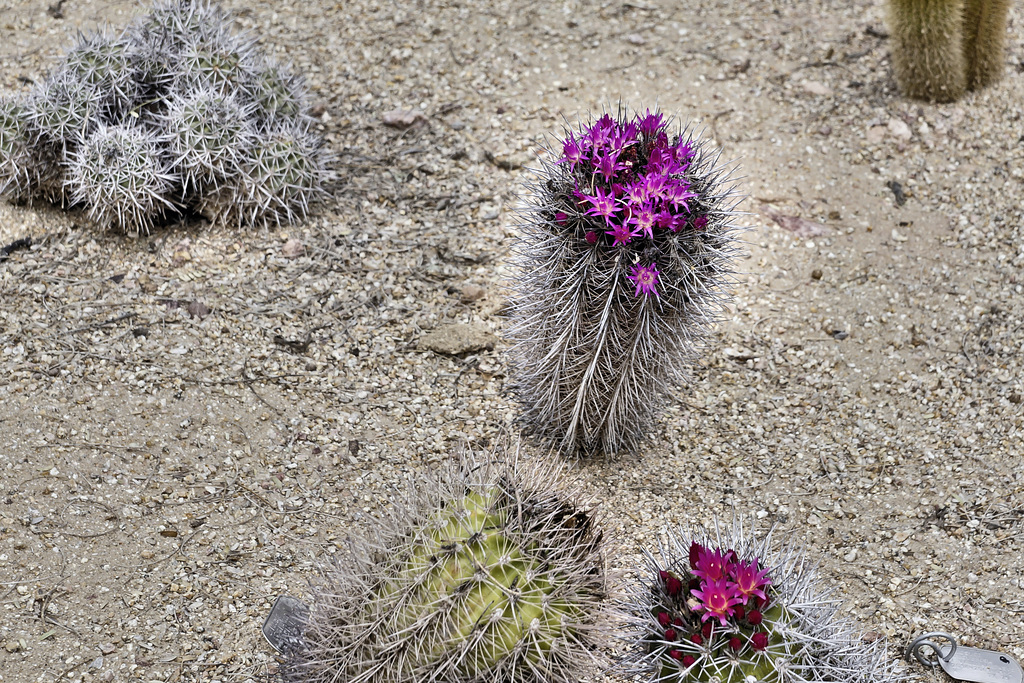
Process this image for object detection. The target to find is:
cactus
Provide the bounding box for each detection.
[284,454,612,683]
[25,70,102,153]
[1,0,328,230]
[248,58,309,129]
[137,0,235,51]
[174,34,257,97]
[66,122,179,234]
[59,29,140,120]
[507,107,742,457]
[206,120,327,227]
[163,87,256,198]
[962,0,1011,90]
[885,0,967,102]
[621,523,906,683]
[0,98,47,202]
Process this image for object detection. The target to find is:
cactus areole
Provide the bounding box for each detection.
[286,458,610,683]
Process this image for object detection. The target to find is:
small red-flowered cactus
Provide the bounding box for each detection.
[620,523,908,683]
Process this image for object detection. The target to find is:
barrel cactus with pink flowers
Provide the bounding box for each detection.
[508,107,742,456]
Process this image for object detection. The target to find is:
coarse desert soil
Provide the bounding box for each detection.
[1,0,1023,681]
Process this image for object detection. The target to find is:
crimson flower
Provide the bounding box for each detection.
[692,546,733,582]
[751,631,769,651]
[689,541,704,569]
[691,578,743,626]
[731,558,772,605]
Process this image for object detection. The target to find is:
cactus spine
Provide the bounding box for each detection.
[508,107,741,457]
[962,0,1011,90]
[886,0,967,102]
[286,454,612,683]
[621,523,907,683]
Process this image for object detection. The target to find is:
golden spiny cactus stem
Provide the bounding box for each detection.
[886,0,967,102]
[963,0,1011,90]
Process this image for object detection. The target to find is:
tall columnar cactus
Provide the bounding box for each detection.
[285,454,613,683]
[508,107,741,457]
[962,0,1011,90]
[886,0,967,102]
[621,523,906,683]
[67,123,178,234]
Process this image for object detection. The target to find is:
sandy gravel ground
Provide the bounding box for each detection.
[1,0,1023,681]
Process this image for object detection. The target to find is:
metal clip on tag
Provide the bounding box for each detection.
[907,632,1024,683]
[262,595,309,654]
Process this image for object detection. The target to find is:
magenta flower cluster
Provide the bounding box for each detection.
[651,541,774,666]
[553,110,710,298]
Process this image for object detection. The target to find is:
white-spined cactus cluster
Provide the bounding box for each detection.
[620,523,907,683]
[0,0,329,233]
[285,453,613,683]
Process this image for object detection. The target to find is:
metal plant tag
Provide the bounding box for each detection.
[262,595,309,654]
[939,646,1024,683]
[908,632,1023,683]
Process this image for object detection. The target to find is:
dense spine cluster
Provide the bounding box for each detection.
[508,107,741,457]
[68,123,177,234]
[286,455,612,683]
[621,524,906,683]
[0,0,328,233]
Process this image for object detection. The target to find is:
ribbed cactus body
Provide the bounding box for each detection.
[176,39,256,96]
[138,0,234,50]
[962,0,1010,90]
[59,30,140,118]
[249,60,308,129]
[886,0,967,101]
[621,524,905,683]
[508,108,741,456]
[26,70,101,152]
[287,456,611,683]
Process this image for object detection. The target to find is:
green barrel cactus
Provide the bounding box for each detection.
[285,455,612,683]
